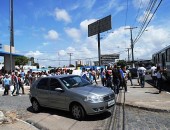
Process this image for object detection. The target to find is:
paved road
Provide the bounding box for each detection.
[115,105,170,130]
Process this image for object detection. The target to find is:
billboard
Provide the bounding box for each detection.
[88,15,111,37]
[101,54,119,65]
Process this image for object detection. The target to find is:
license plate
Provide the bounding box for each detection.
[108,100,114,107]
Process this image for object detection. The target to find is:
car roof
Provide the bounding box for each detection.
[41,74,79,79]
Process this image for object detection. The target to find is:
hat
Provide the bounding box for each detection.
[5,74,8,76]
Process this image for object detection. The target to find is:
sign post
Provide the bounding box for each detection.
[88,15,112,66]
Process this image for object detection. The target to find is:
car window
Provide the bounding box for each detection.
[37,78,49,90]
[60,76,91,89]
[49,78,62,91]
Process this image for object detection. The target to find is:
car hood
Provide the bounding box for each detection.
[69,85,113,97]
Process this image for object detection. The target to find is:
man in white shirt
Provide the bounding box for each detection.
[151,64,157,86]
[137,64,146,88]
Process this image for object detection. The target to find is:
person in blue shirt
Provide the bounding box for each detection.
[2,74,11,96]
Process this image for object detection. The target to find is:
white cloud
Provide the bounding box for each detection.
[137,11,154,23]
[132,0,150,9]
[26,25,170,67]
[59,50,66,56]
[65,28,81,42]
[70,4,79,10]
[83,0,96,9]
[45,30,59,41]
[98,0,125,16]
[42,42,49,46]
[80,19,97,32]
[25,51,43,58]
[54,8,71,23]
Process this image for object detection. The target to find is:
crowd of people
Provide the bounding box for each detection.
[1,69,71,96]
[80,64,133,94]
[150,63,163,93]
[1,63,163,96]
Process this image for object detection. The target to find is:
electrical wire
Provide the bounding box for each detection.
[132,0,143,27]
[134,0,163,45]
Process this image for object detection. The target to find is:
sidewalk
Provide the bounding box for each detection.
[119,79,170,112]
[0,80,170,130]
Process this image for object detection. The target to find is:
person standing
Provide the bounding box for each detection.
[2,74,11,96]
[156,66,162,93]
[112,65,121,94]
[100,68,106,86]
[18,74,25,94]
[120,65,127,92]
[106,69,113,89]
[11,72,20,96]
[126,66,133,86]
[137,64,146,88]
[151,64,157,86]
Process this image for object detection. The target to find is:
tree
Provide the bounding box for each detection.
[117,60,127,67]
[69,64,75,67]
[33,63,39,69]
[15,56,29,67]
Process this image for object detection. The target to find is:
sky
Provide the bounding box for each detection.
[0,0,170,67]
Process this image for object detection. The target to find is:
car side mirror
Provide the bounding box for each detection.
[55,88,64,92]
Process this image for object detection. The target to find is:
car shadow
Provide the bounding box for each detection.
[27,106,111,121]
[145,92,159,94]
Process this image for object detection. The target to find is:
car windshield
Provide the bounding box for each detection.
[60,76,91,89]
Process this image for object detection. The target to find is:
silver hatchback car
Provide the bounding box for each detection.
[29,75,115,120]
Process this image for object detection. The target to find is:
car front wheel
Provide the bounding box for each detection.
[71,104,85,120]
[32,99,40,113]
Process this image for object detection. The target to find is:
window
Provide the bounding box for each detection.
[49,78,62,91]
[60,76,90,89]
[37,78,49,90]
[167,49,170,62]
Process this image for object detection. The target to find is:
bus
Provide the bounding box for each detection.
[152,45,170,80]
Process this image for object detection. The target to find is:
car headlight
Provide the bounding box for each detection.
[84,95,103,103]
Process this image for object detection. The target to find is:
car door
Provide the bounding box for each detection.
[48,78,67,110]
[36,78,50,106]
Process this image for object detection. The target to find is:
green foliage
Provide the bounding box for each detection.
[76,64,84,67]
[15,56,29,66]
[117,60,127,67]
[69,64,75,67]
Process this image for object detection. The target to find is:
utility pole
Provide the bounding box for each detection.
[125,27,137,68]
[67,53,73,66]
[58,52,60,67]
[10,0,14,73]
[126,48,131,62]
[97,21,101,66]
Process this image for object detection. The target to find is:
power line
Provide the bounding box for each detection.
[133,0,163,45]
[132,0,143,27]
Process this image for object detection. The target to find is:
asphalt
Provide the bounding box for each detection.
[0,78,170,130]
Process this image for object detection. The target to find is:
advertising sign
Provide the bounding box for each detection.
[88,15,111,37]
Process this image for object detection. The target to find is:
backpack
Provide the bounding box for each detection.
[112,68,120,79]
[138,69,144,77]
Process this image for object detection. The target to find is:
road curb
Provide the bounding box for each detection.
[116,102,170,113]
[26,119,49,130]
[16,118,39,130]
